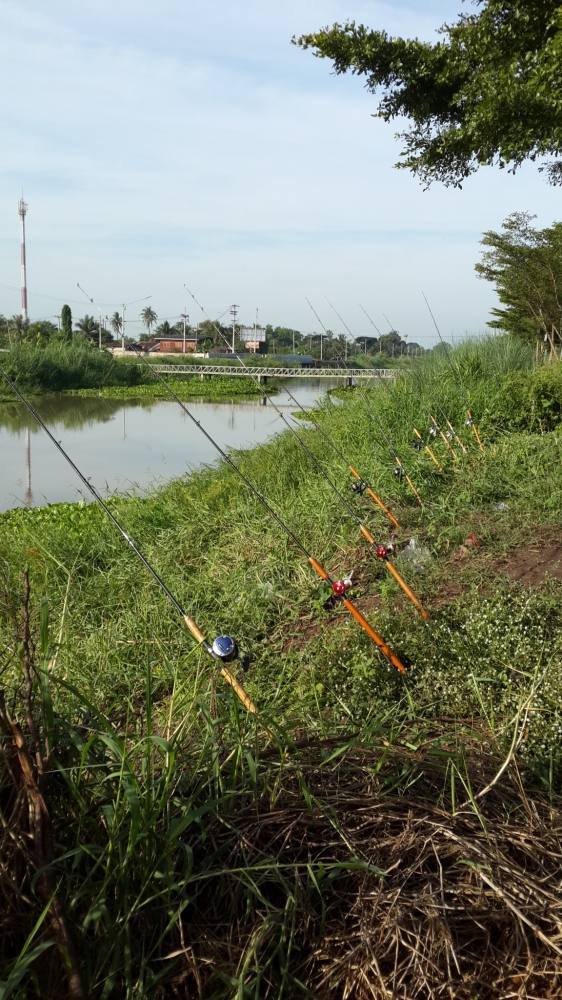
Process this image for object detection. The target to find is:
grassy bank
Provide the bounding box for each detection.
[0,343,269,402]
[1,337,562,997]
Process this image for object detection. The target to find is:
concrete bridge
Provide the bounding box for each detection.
[146,364,399,384]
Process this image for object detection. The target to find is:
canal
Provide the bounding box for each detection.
[0,380,338,512]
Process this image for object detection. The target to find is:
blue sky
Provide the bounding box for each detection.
[0,0,559,345]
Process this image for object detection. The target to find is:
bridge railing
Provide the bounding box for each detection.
[143,364,399,379]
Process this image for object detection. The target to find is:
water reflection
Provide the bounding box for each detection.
[0,380,336,512]
[0,395,154,434]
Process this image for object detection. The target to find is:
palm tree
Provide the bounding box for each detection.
[141,305,157,337]
[75,314,97,339]
[110,312,123,339]
[155,320,173,337]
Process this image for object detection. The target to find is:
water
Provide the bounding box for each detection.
[0,380,337,512]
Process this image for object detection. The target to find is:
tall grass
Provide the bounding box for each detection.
[1,336,562,996]
[0,341,144,393]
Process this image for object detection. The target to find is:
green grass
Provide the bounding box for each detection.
[1,336,562,997]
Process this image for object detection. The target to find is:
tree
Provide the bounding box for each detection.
[476,212,562,354]
[61,304,72,340]
[141,305,158,337]
[75,314,98,340]
[110,312,123,339]
[155,320,173,337]
[295,2,562,187]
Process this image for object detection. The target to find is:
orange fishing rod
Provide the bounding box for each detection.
[128,349,410,673]
[0,369,257,715]
[413,426,443,471]
[466,410,484,451]
[430,414,459,463]
[186,287,428,618]
[327,300,425,506]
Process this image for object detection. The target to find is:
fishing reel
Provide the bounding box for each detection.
[351,479,369,496]
[465,416,474,427]
[445,429,453,441]
[375,543,394,561]
[211,635,250,672]
[411,439,424,452]
[331,574,353,598]
[428,425,438,438]
[393,465,405,480]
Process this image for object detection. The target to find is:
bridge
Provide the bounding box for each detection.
[146,364,399,383]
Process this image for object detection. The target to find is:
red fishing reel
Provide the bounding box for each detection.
[331,574,353,598]
[376,541,395,560]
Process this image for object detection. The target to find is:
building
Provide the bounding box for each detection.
[142,336,198,354]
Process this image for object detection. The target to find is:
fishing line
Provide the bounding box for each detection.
[124,349,409,672]
[421,291,484,451]
[185,286,428,619]
[359,301,465,460]
[319,299,424,506]
[0,368,257,714]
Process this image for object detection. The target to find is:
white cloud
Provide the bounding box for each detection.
[0,0,559,341]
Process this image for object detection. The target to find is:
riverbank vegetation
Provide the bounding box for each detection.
[1,337,562,997]
[0,342,267,402]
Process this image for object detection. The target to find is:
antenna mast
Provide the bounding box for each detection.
[18,197,29,323]
[230,303,239,353]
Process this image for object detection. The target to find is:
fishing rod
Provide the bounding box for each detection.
[0,369,257,714]
[121,350,409,673]
[245,310,401,530]
[321,299,424,506]
[185,286,428,620]
[422,291,484,452]
[364,302,466,461]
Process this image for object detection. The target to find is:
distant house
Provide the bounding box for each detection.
[142,336,198,354]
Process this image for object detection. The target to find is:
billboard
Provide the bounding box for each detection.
[240,325,266,343]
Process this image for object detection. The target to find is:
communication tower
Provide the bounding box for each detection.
[18,197,29,323]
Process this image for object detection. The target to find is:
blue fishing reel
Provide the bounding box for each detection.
[211,635,250,671]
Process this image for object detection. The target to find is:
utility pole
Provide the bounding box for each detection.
[18,197,29,323]
[230,303,239,353]
[122,295,151,351]
[180,308,189,354]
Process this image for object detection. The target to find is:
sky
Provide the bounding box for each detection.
[0,0,559,346]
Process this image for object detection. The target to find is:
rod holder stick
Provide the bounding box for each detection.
[183,616,257,714]
[349,465,400,529]
[359,526,429,620]
[308,557,406,671]
[414,427,443,472]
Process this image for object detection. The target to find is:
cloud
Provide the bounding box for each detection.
[0,0,559,341]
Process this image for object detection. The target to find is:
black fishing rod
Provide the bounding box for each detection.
[0,369,257,714]
[359,302,460,463]
[421,291,484,451]
[68,283,409,670]
[317,299,424,506]
[120,350,409,673]
[185,286,428,619]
